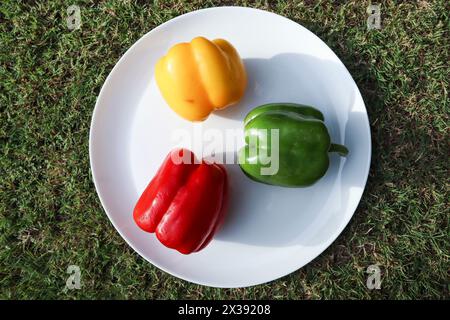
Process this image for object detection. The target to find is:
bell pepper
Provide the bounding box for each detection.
[155,36,247,122]
[238,103,349,187]
[133,148,228,254]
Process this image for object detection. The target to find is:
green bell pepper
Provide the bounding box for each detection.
[238,103,349,187]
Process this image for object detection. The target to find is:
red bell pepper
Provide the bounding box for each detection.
[133,148,228,254]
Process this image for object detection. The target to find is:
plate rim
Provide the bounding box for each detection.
[89,6,372,288]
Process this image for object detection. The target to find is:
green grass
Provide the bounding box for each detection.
[0,0,448,299]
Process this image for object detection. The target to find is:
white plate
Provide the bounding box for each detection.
[89,7,371,288]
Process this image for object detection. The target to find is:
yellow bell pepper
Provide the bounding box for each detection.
[155,37,247,121]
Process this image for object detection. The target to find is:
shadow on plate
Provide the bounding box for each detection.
[211,53,370,248]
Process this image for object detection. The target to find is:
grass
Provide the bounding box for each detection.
[0,0,448,299]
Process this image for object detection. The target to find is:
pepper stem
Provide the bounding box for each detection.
[329,143,349,156]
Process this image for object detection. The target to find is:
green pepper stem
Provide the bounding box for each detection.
[329,143,349,156]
